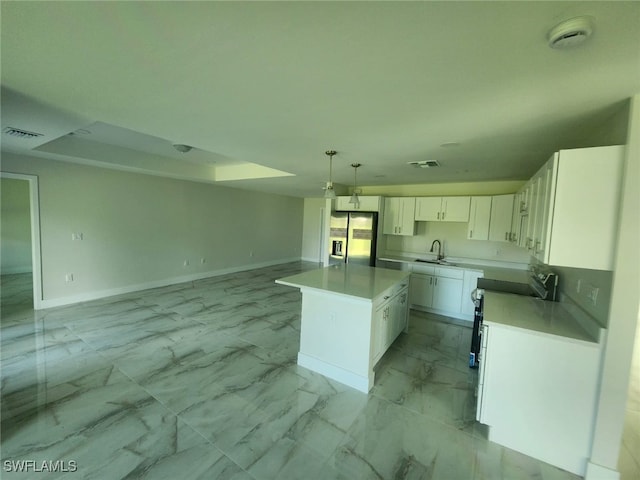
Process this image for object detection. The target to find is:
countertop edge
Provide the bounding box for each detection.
[275,265,411,302]
[483,291,601,345]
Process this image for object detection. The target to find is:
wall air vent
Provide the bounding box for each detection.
[3,127,44,139]
[408,160,440,168]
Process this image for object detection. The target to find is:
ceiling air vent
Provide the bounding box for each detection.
[3,127,44,139]
[408,160,440,168]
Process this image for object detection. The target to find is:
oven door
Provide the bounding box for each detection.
[469,290,483,368]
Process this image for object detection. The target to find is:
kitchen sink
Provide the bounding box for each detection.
[415,258,457,266]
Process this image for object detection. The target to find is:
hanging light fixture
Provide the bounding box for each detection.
[323,150,337,198]
[349,163,362,204]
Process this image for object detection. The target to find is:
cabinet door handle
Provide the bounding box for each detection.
[470,229,473,238]
[505,232,509,241]
[435,277,438,286]
[384,295,391,300]
[437,212,440,220]
[429,277,433,285]
[442,211,445,220]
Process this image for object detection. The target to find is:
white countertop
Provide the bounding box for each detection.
[276,264,410,301]
[483,291,601,344]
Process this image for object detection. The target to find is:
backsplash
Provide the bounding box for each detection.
[381,222,530,265]
[552,265,613,328]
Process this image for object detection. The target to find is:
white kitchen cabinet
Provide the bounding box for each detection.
[516,185,531,248]
[414,197,441,221]
[373,283,409,363]
[536,145,624,270]
[431,275,463,312]
[510,190,523,244]
[467,196,492,240]
[415,196,470,222]
[532,162,552,259]
[409,265,463,318]
[409,272,434,307]
[383,197,415,236]
[478,322,601,476]
[488,194,514,243]
[335,195,382,212]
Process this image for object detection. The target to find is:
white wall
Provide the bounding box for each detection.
[0,178,32,273]
[1,152,304,307]
[586,95,640,478]
[301,197,325,263]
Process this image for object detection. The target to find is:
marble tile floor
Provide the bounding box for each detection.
[1,263,584,479]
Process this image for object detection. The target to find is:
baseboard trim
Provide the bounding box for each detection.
[1,266,33,275]
[38,257,301,310]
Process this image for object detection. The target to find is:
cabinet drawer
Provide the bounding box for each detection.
[374,281,409,309]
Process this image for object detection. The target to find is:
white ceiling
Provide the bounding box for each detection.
[1,1,639,197]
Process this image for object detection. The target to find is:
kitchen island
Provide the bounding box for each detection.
[276,264,410,392]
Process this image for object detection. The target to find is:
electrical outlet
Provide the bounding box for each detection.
[200,258,206,264]
[249,251,254,257]
[65,273,74,283]
[71,232,83,240]
[183,260,189,267]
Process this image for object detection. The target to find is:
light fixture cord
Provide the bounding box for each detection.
[329,153,333,184]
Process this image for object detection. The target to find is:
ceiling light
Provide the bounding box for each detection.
[548,16,594,49]
[324,150,337,198]
[349,163,361,205]
[173,143,192,153]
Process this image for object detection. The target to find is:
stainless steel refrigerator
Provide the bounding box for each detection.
[328,212,378,266]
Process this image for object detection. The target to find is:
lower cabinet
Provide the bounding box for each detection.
[409,265,464,319]
[373,284,409,364]
[477,322,601,476]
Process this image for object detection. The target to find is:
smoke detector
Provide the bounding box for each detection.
[173,144,192,153]
[548,16,595,49]
[408,160,440,168]
[3,127,44,139]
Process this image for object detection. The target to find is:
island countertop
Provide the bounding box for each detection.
[276,264,410,301]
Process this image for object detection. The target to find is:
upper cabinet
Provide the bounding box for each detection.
[488,194,514,243]
[468,196,492,240]
[536,146,624,270]
[415,196,470,222]
[383,197,416,236]
[335,196,382,212]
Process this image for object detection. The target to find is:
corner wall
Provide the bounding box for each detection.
[586,95,640,479]
[1,153,304,307]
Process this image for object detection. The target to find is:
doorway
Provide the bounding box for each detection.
[1,172,42,310]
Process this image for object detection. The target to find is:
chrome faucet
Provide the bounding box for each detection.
[430,239,443,260]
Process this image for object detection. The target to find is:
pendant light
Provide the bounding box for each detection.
[324,150,337,198]
[348,163,361,204]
